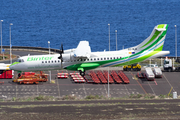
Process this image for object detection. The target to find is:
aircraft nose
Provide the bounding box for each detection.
[9,64,17,70]
[9,62,20,70]
[9,65,14,70]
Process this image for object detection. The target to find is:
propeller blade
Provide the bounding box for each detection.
[59,43,64,54]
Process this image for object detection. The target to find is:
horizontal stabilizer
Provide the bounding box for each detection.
[74,41,91,58]
[155,24,166,31]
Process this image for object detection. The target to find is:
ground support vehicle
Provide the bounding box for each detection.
[123,63,141,71]
[96,71,108,84]
[117,71,130,84]
[70,73,86,83]
[111,71,123,83]
[84,74,94,83]
[145,68,155,81]
[103,71,114,83]
[57,73,68,79]
[88,71,101,84]
[13,71,48,84]
[0,70,14,79]
[163,57,180,72]
[153,67,162,78]
[137,71,145,78]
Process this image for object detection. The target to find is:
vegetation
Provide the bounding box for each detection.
[0,54,16,60]
[0,93,176,102]
[85,95,104,100]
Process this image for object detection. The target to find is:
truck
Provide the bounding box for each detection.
[123,63,141,71]
[163,57,180,72]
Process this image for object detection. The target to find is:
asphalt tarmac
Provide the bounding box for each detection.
[1,99,180,120]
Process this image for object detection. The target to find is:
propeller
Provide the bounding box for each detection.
[58,43,64,69]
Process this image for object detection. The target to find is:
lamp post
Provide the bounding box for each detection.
[175,25,177,59]
[108,67,110,98]
[1,20,3,59]
[10,23,13,64]
[108,24,110,51]
[48,41,50,55]
[48,41,51,83]
[115,30,117,51]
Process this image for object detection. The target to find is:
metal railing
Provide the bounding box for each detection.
[2,46,60,54]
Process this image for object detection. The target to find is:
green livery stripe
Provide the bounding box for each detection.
[129,29,166,58]
[114,48,161,67]
[157,24,165,29]
[141,30,161,48]
[10,62,20,66]
[154,44,163,51]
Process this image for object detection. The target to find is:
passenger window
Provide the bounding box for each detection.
[110,57,112,60]
[55,60,56,63]
[101,58,103,60]
[114,57,116,59]
[52,61,53,63]
[107,58,109,60]
[48,61,50,63]
[58,60,60,63]
[117,57,119,59]
[104,58,106,60]
[45,61,47,63]
[87,59,89,61]
[91,59,93,61]
[42,61,44,63]
[97,58,99,60]
[94,58,96,60]
[84,59,86,61]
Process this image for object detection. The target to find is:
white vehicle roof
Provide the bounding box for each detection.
[145,67,155,76]
[154,67,162,74]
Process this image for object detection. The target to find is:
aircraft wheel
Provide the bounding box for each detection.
[79,70,85,76]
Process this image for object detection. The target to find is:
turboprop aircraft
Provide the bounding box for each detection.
[9,24,169,76]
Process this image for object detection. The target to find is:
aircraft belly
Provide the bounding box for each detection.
[65,62,100,71]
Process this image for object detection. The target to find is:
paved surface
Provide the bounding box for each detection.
[0,69,179,99]
[1,99,180,120]
[0,50,179,100]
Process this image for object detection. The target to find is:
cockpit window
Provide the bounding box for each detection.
[17,59,24,62]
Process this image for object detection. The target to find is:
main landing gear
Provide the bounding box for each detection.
[79,70,85,76]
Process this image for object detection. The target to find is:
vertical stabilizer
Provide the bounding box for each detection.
[135,24,168,52]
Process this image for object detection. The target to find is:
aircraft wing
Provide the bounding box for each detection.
[73,41,91,58]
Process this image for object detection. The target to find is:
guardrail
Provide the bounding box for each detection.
[2,46,60,54]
